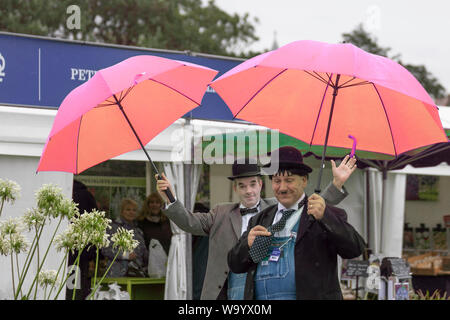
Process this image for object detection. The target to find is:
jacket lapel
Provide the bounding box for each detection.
[259,198,271,211]
[296,195,313,243]
[230,205,243,240]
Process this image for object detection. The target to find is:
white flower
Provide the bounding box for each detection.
[0,233,11,255]
[8,233,29,254]
[111,227,139,254]
[0,217,25,235]
[58,198,79,220]
[35,184,64,218]
[22,208,47,230]
[54,228,76,253]
[57,209,112,253]
[38,270,59,288]
[0,178,21,204]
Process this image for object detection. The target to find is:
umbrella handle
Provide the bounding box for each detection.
[157,174,176,203]
[348,135,357,157]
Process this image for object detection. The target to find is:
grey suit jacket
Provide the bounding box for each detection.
[163,182,347,300]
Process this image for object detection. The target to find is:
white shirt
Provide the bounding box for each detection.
[272,193,305,237]
[240,202,260,235]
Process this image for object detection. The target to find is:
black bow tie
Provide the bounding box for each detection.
[240,207,259,216]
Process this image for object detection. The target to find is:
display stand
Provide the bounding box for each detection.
[92,277,165,300]
[379,258,411,300]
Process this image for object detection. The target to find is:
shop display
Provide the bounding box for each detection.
[403,223,414,249]
[414,223,431,250]
[408,252,443,275]
[432,224,447,250]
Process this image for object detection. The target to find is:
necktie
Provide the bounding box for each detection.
[240,207,259,216]
[249,208,296,263]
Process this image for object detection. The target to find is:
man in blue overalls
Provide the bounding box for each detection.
[227,146,366,300]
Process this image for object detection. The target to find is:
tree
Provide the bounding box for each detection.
[0,0,259,57]
[342,24,446,100]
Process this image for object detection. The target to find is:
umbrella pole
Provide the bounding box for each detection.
[314,74,341,194]
[113,95,176,203]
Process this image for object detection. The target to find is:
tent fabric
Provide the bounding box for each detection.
[162,162,202,300]
[163,162,188,300]
[380,172,407,256]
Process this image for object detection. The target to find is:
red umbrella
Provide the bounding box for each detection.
[210,40,448,192]
[38,55,218,201]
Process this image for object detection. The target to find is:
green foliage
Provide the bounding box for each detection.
[0,0,259,57]
[342,24,446,99]
[412,289,450,300]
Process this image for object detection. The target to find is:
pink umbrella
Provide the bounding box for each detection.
[38,55,218,201]
[210,40,448,192]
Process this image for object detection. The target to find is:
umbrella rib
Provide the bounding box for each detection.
[309,75,332,147]
[303,71,329,86]
[326,73,335,87]
[233,68,288,120]
[76,115,82,174]
[339,81,372,89]
[338,76,357,87]
[371,83,398,157]
[148,78,202,106]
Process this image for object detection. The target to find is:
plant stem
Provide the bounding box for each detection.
[15,253,23,298]
[34,225,40,299]
[93,247,99,290]
[25,217,64,299]
[15,222,45,299]
[53,251,82,300]
[10,239,16,296]
[89,251,120,300]
[0,199,5,217]
[72,249,83,300]
[46,251,68,300]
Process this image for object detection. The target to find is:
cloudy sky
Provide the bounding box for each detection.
[213,0,450,97]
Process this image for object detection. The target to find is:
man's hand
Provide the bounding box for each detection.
[331,155,357,190]
[307,193,326,220]
[155,172,175,204]
[248,225,271,247]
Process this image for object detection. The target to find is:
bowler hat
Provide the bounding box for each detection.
[263,146,312,175]
[227,159,261,180]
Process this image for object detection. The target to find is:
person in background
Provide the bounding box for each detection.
[66,179,98,300]
[137,192,172,255]
[102,198,148,277]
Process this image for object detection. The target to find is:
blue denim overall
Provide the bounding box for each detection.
[227,271,247,300]
[254,217,300,300]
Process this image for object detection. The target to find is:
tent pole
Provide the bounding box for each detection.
[379,165,387,253]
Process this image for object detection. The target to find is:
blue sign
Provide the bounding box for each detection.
[0,32,244,121]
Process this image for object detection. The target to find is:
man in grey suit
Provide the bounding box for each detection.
[156,155,356,300]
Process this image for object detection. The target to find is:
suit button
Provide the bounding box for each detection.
[225,271,228,275]
[218,285,222,289]
[315,262,320,267]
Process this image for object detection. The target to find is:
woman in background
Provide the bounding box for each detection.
[137,192,172,255]
[102,198,148,277]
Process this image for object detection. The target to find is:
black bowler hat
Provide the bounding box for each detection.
[263,146,312,175]
[227,159,261,180]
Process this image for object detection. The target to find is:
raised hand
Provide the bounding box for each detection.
[330,155,357,190]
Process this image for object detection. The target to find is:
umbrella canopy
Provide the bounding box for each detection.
[210,40,448,191]
[37,55,218,174]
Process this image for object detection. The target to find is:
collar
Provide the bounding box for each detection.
[277,193,306,212]
[239,200,261,210]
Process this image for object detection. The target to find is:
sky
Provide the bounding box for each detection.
[212,0,450,97]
